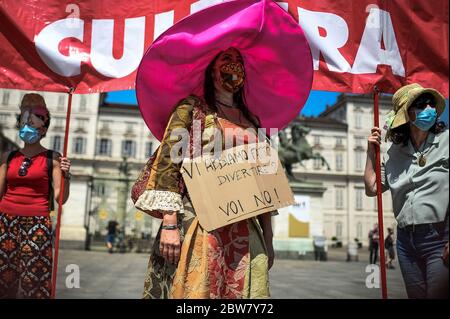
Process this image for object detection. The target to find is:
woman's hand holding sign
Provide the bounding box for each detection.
[160,211,181,265]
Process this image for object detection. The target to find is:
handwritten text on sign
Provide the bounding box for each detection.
[181,143,294,231]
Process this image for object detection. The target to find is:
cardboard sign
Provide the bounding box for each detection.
[181,143,295,232]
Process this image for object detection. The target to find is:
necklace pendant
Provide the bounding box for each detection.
[418,155,426,167]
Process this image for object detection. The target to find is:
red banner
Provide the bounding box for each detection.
[0,0,448,96]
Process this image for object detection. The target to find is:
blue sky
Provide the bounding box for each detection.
[105,89,449,123]
[105,89,342,116]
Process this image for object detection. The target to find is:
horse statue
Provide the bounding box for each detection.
[278,123,330,180]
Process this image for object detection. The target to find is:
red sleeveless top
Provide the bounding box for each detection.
[0,151,50,216]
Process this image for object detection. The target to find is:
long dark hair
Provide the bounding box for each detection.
[388,120,447,145]
[203,50,261,129]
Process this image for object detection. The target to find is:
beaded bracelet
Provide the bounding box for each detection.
[161,224,178,230]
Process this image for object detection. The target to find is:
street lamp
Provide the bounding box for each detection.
[117,155,131,253]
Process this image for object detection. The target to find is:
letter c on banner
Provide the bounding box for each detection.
[35,19,84,77]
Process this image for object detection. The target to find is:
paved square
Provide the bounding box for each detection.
[55,248,407,299]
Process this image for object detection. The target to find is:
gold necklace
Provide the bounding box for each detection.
[411,140,427,167]
[418,153,426,167]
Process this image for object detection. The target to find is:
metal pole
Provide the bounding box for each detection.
[84,177,94,251]
[373,86,388,299]
[117,156,129,253]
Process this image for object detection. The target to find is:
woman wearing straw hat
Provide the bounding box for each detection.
[133,0,312,299]
[364,83,448,299]
[0,93,71,299]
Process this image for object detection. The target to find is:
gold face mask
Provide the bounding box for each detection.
[219,62,245,93]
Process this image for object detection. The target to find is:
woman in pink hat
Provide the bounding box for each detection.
[0,93,71,299]
[133,0,312,299]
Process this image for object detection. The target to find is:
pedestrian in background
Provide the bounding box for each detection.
[313,235,327,261]
[106,219,119,254]
[385,228,396,269]
[368,223,379,265]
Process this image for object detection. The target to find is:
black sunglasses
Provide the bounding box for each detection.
[412,94,436,109]
[18,157,32,177]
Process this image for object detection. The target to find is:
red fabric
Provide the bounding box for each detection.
[0,151,50,216]
[0,0,448,97]
[207,221,250,299]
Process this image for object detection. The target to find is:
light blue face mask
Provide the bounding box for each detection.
[412,107,437,131]
[19,124,41,144]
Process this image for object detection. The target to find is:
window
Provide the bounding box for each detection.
[313,158,321,170]
[336,153,343,171]
[335,186,344,209]
[355,151,364,171]
[336,222,343,238]
[145,141,154,158]
[94,183,107,197]
[73,137,86,154]
[19,93,26,104]
[313,135,320,146]
[57,95,66,110]
[52,135,62,153]
[2,91,10,105]
[54,117,65,128]
[125,122,136,132]
[355,188,364,210]
[76,118,88,130]
[355,113,362,129]
[100,121,111,131]
[336,137,343,147]
[79,96,87,112]
[97,138,112,156]
[0,113,9,124]
[354,136,365,147]
[356,222,363,239]
[122,140,136,158]
[373,197,378,211]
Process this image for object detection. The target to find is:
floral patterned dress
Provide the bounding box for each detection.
[135,95,271,299]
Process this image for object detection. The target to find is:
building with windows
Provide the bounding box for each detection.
[289,94,397,246]
[1,88,406,248]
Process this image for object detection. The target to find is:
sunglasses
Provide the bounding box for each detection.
[411,95,436,110]
[18,157,32,177]
[18,112,47,128]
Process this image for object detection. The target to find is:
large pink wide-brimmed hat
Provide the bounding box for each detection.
[136,0,313,141]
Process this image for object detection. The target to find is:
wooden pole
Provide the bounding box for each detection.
[373,86,388,299]
[51,87,74,299]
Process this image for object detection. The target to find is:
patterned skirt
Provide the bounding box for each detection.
[0,212,53,299]
[142,197,270,299]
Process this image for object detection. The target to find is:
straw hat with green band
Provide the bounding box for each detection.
[388,83,446,130]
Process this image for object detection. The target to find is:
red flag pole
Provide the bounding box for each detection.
[373,86,388,299]
[51,87,74,299]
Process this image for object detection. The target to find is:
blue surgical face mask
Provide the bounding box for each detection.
[19,124,41,144]
[411,107,437,131]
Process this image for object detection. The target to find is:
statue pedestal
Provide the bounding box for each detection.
[273,181,327,259]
